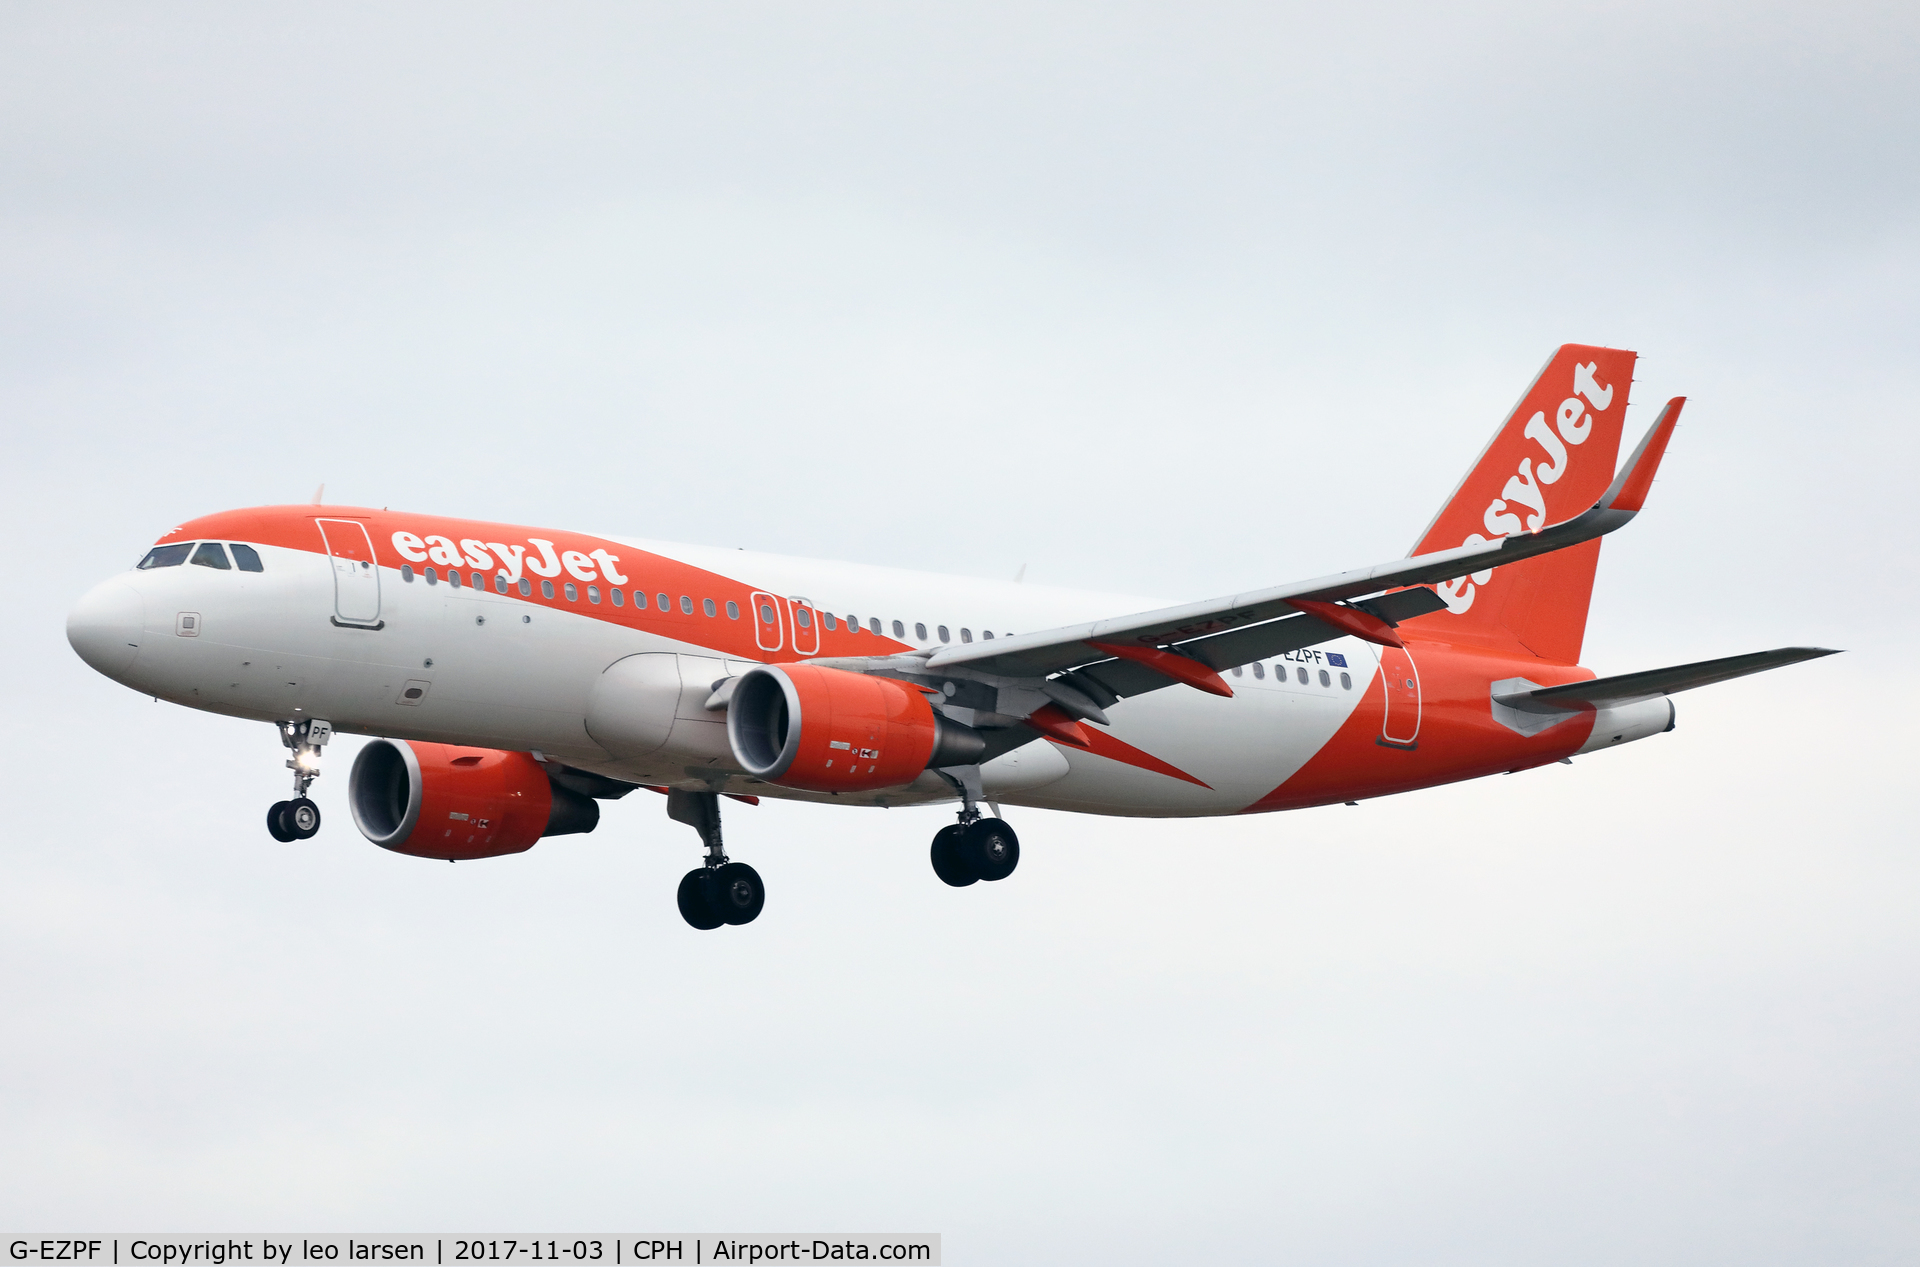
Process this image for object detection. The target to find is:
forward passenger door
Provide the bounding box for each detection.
[316,518,382,628]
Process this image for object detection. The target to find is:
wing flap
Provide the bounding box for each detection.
[1069,588,1450,698]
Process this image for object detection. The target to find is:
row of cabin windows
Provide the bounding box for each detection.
[396,565,1014,642]
[830,615,1008,643]
[401,565,743,616]
[138,541,265,572]
[1229,661,1353,690]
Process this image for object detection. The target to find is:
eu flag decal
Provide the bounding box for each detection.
[1327,653,1348,667]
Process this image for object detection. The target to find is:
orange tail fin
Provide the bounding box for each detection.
[1400,344,1637,664]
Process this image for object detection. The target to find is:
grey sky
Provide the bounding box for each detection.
[3,3,1916,1262]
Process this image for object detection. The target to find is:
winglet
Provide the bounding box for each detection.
[1601,397,1684,514]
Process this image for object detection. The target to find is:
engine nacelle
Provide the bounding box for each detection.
[727,664,985,793]
[348,739,599,860]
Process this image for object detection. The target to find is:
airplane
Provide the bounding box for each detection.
[65,344,1836,929]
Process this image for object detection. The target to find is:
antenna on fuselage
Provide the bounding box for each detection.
[311,483,325,505]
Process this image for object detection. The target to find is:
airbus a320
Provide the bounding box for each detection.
[66,345,1836,928]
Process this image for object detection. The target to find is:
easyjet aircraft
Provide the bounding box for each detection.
[67,345,1834,928]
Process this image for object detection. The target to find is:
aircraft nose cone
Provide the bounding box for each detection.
[68,578,145,680]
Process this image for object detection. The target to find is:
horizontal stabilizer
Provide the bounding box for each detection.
[1496,646,1840,714]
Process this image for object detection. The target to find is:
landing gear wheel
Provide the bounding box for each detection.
[710,861,766,925]
[287,797,321,839]
[930,824,979,887]
[962,818,1020,882]
[266,801,296,842]
[677,868,724,930]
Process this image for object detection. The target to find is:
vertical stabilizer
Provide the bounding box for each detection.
[1399,344,1637,663]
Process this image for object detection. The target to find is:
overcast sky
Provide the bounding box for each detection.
[3,3,1917,1261]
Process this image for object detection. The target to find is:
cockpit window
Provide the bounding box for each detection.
[137,543,193,569]
[229,543,264,572]
[190,542,232,570]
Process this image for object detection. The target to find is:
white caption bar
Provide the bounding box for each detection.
[5,1238,939,1267]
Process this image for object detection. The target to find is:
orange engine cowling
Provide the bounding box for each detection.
[348,739,599,860]
[726,663,985,793]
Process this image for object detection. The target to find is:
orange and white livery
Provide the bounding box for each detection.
[66,345,1837,928]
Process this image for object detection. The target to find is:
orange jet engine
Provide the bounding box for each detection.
[727,664,985,793]
[348,740,600,860]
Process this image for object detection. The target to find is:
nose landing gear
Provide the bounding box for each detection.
[266,719,332,842]
[669,788,765,930]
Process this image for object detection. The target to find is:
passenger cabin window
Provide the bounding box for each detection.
[472,572,483,589]
[449,570,461,589]
[541,580,554,598]
[703,598,717,617]
[726,600,739,619]
[960,628,972,643]
[426,568,439,585]
[496,575,509,594]
[1340,672,1352,690]
[937,625,950,643]
[892,620,905,638]
[190,542,231,570]
[823,612,838,630]
[796,608,811,628]
[401,565,415,582]
[632,591,647,609]
[138,543,193,570]
[230,543,264,572]
[915,622,927,641]
[1319,669,1331,687]
[1296,666,1308,685]
[1252,662,1265,679]
[563,582,577,601]
[589,585,601,604]
[870,617,882,634]
[519,579,532,596]
[1231,665,1243,676]
[610,588,624,607]
[658,592,670,611]
[982,630,994,639]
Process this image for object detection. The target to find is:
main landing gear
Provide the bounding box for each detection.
[266,718,332,842]
[669,788,765,930]
[929,772,1020,887]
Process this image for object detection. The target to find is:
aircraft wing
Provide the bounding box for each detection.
[922,398,1686,689]
[1494,647,1841,714]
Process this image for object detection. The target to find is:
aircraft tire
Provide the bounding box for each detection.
[677,868,724,930]
[711,861,766,925]
[930,824,978,887]
[964,818,1020,882]
[288,797,322,839]
[266,801,296,843]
